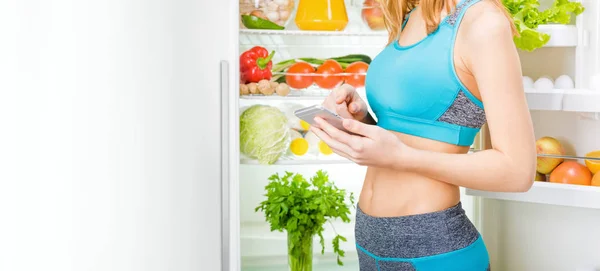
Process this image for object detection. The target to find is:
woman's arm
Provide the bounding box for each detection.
[398,10,537,192]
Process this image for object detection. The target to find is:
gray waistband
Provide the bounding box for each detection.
[355,202,479,258]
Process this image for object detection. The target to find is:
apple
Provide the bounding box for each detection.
[536,136,565,174]
[535,172,546,182]
[362,0,385,30]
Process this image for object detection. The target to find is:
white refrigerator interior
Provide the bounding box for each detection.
[0,0,237,270]
[237,0,600,270]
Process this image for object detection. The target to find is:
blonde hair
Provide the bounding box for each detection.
[380,0,518,44]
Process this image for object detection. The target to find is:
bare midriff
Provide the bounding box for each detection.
[358,132,470,217]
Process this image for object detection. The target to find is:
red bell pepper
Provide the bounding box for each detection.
[240,46,275,83]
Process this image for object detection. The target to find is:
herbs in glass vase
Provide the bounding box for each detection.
[255,170,355,271]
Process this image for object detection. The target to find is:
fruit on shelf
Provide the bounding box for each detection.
[584,150,600,175]
[344,61,369,88]
[535,136,565,174]
[592,173,600,187]
[314,59,344,89]
[549,161,593,186]
[361,0,385,30]
[285,62,315,89]
[535,172,547,182]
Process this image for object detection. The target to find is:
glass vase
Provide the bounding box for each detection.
[287,231,313,271]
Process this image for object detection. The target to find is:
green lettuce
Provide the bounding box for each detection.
[502,0,585,51]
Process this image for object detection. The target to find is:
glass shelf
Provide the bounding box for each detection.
[240,29,386,37]
[240,153,352,165]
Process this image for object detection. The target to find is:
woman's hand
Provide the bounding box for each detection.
[310,116,410,168]
[322,84,370,123]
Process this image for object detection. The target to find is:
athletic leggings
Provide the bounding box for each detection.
[355,202,490,271]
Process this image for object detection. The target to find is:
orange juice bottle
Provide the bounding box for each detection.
[295,0,349,31]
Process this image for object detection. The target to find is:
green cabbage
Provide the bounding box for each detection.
[503,0,585,52]
[240,105,290,165]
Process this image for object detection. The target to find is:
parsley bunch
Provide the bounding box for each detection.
[255,170,355,266]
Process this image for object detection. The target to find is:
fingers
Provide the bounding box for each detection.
[334,84,356,104]
[314,117,353,146]
[313,117,369,158]
[309,125,354,159]
[335,102,353,119]
[342,118,378,138]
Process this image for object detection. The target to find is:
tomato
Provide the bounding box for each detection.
[344,61,369,88]
[285,62,315,89]
[314,60,344,89]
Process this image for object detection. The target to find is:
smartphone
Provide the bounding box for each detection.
[294,105,353,134]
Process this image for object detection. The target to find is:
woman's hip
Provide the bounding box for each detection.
[354,202,490,271]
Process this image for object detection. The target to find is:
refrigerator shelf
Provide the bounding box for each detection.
[240,154,353,165]
[240,29,387,37]
[525,88,600,112]
[466,182,600,210]
[239,86,367,100]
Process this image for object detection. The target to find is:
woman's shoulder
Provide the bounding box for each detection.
[459,0,514,46]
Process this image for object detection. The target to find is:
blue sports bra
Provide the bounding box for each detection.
[365,0,486,147]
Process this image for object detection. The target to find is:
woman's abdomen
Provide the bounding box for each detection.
[358,131,468,217]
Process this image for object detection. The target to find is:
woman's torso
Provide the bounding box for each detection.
[360,0,488,217]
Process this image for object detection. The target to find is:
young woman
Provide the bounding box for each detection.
[310,0,537,270]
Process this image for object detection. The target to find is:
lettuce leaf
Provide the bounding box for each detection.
[502,0,584,52]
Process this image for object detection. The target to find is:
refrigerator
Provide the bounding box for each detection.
[3,0,598,270]
[233,0,600,271]
[2,0,237,270]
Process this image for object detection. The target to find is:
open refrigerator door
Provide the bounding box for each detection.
[235,0,598,270]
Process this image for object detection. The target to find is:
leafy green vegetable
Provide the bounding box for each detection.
[240,105,290,164]
[255,170,355,266]
[502,0,584,51]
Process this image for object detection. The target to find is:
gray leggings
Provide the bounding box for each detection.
[355,202,490,271]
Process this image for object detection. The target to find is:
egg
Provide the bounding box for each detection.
[534,77,554,92]
[540,75,554,82]
[554,75,574,89]
[287,129,309,156]
[281,103,310,131]
[522,76,534,89]
[304,131,333,156]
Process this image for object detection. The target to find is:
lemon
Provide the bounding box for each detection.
[318,141,334,155]
[290,138,309,156]
[585,150,600,175]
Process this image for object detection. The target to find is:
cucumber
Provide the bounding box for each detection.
[241,15,285,30]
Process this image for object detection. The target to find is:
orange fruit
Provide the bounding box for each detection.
[592,173,600,187]
[549,161,593,186]
[584,150,600,175]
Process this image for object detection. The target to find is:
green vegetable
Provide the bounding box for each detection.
[241,15,285,30]
[502,0,584,51]
[240,105,290,164]
[255,170,355,266]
